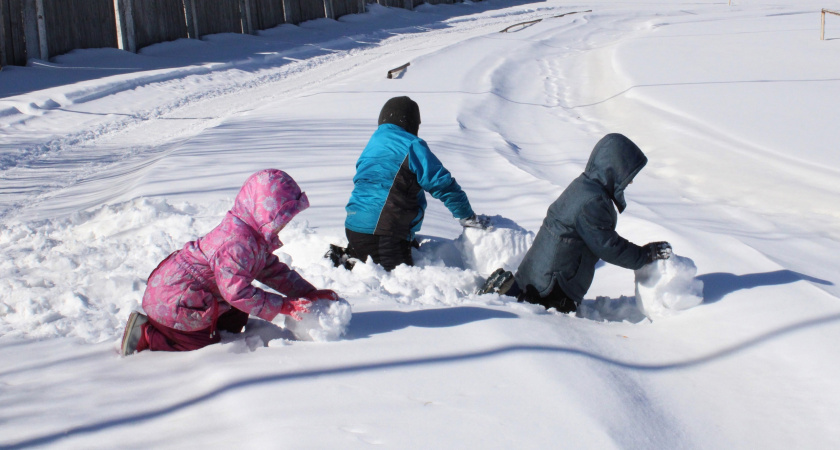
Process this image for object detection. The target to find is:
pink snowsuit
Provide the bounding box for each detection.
[140,169,316,350]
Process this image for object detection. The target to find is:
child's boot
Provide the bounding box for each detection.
[477,268,515,295]
[120,311,148,356]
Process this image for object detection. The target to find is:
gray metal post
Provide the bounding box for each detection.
[403,0,412,11]
[358,0,365,15]
[34,0,47,60]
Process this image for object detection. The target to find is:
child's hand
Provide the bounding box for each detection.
[304,289,340,302]
[644,242,672,262]
[280,298,312,321]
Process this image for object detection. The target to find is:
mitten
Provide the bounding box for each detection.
[304,289,340,302]
[280,298,312,321]
[644,241,673,263]
[459,214,490,230]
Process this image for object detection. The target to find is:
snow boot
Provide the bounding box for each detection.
[324,244,355,270]
[120,311,148,356]
[477,268,515,295]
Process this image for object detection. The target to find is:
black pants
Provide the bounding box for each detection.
[512,281,577,314]
[346,228,413,271]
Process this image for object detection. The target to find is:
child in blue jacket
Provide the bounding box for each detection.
[332,96,486,271]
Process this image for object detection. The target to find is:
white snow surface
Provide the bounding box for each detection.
[635,255,705,319]
[2,0,840,448]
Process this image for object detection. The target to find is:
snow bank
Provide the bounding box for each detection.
[634,255,704,318]
[0,197,227,342]
[277,298,352,342]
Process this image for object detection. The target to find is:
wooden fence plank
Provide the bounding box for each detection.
[193,0,241,35]
[0,0,10,67]
[295,0,324,23]
[41,0,117,58]
[283,0,298,25]
[18,0,38,63]
[250,0,285,30]
[130,0,188,49]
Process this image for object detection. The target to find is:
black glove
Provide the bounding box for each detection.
[644,241,672,263]
[459,214,490,230]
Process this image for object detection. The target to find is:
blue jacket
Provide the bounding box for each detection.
[514,134,650,303]
[345,124,474,240]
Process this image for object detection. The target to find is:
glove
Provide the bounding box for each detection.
[644,241,672,263]
[459,214,490,230]
[304,289,340,302]
[280,298,312,321]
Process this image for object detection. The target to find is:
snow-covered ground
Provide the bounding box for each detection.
[2,0,839,447]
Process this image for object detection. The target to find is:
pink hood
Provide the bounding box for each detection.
[230,169,310,248]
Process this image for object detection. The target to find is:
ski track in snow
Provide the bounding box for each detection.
[0,2,557,223]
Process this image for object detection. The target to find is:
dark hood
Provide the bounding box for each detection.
[378,96,421,136]
[583,133,647,213]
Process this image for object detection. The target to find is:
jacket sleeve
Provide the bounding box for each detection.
[211,242,288,322]
[257,253,316,298]
[407,139,474,219]
[576,197,648,270]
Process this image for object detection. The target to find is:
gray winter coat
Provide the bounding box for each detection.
[514,134,650,304]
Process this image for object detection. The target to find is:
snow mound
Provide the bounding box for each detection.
[455,215,535,276]
[634,254,704,318]
[0,197,228,342]
[279,298,352,342]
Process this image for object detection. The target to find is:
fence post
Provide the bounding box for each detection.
[182,0,195,38]
[115,0,136,52]
[240,0,253,34]
[822,10,826,40]
[0,0,7,67]
[324,0,334,19]
[358,0,365,15]
[190,0,199,38]
[282,0,293,24]
[22,0,38,63]
[34,0,47,60]
[403,0,412,10]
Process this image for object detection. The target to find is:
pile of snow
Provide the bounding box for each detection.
[455,215,535,276]
[277,298,352,342]
[634,255,704,318]
[0,197,227,341]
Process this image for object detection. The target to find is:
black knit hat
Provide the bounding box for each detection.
[378,96,421,136]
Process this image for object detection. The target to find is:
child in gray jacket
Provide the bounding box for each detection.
[479,133,671,312]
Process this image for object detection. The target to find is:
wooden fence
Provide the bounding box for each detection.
[129,0,189,51]
[0,0,451,69]
[1,0,24,66]
[251,0,285,30]
[42,0,118,58]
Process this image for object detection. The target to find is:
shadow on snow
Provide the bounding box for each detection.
[6,310,840,449]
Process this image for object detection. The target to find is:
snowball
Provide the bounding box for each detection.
[634,254,704,318]
[278,298,352,342]
[454,215,534,276]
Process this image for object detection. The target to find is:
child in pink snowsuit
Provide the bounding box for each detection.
[121,169,338,355]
